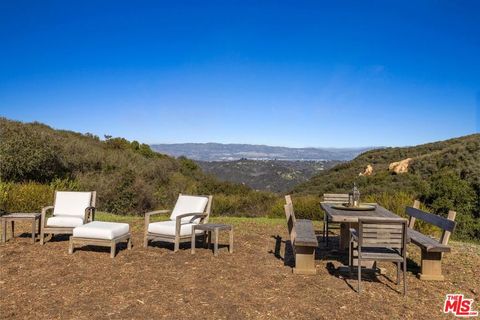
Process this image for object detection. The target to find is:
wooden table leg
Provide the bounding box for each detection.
[31,219,36,243]
[38,217,41,244]
[208,231,212,250]
[191,228,196,254]
[339,222,350,250]
[229,227,234,253]
[214,228,219,257]
[1,218,6,243]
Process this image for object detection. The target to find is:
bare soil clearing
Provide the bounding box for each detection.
[1,217,479,319]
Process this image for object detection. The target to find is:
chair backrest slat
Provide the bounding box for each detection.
[405,206,456,232]
[323,193,349,203]
[359,218,407,249]
[202,195,213,224]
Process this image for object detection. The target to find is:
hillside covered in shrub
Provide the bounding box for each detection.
[0,118,276,216]
[293,134,480,240]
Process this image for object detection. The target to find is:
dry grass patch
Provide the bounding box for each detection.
[0,216,479,319]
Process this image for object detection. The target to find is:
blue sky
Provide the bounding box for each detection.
[0,1,478,148]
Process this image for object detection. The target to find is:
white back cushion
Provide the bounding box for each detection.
[170,195,209,223]
[53,191,92,217]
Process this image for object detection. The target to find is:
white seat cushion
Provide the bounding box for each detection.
[47,215,84,228]
[170,195,209,223]
[53,191,92,217]
[148,220,203,237]
[73,221,130,240]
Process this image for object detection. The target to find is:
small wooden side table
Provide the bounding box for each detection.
[1,213,41,244]
[191,223,233,256]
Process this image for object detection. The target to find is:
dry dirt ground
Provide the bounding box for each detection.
[1,216,479,320]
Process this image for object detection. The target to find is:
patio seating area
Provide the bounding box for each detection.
[1,190,478,319]
[1,214,479,319]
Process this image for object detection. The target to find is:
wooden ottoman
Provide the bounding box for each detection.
[69,221,132,258]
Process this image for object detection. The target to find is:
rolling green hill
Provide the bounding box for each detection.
[293,134,480,239]
[0,118,275,216]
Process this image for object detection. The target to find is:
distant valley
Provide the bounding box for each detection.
[198,159,341,193]
[150,143,374,192]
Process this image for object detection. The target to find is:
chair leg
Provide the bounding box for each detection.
[174,237,180,252]
[397,262,401,285]
[403,257,407,296]
[143,234,149,248]
[349,240,353,276]
[357,256,362,293]
[191,231,196,254]
[214,228,219,257]
[40,227,45,245]
[323,214,327,243]
[325,219,329,246]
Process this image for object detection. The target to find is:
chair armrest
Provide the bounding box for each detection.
[144,210,171,231]
[41,206,54,228]
[175,212,207,221]
[145,210,170,218]
[174,213,207,237]
[349,228,358,242]
[84,206,96,223]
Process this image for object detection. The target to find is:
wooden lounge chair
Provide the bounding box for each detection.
[322,193,349,245]
[144,194,213,252]
[40,191,96,245]
[349,218,408,295]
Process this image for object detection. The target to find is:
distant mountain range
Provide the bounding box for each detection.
[150,143,377,161]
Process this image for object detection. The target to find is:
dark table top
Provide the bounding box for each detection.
[321,203,403,223]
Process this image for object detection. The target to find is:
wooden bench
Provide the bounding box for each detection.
[406,200,456,281]
[285,196,319,275]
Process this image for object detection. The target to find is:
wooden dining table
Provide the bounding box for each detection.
[320,202,404,250]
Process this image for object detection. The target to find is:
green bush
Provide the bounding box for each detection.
[0,181,11,214]
[0,118,276,216]
[2,182,53,213]
[0,122,66,182]
[211,192,277,217]
[268,195,321,220]
[363,192,438,236]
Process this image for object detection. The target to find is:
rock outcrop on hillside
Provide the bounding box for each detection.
[388,158,412,174]
[359,164,373,176]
